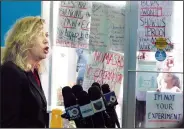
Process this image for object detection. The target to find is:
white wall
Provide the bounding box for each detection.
[41,1,77,108]
[40,1,51,103]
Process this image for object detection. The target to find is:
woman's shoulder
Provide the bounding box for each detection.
[1,61,18,70]
[172,86,181,92]
[1,61,25,76]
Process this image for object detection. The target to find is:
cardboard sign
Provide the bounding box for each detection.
[137,1,173,52]
[82,51,124,95]
[146,91,183,128]
[56,1,92,49]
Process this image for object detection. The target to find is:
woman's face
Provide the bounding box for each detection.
[29,24,49,61]
[163,73,173,84]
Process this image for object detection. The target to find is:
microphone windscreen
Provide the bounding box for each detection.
[62,86,73,98]
[101,84,111,94]
[64,93,81,120]
[88,86,106,128]
[78,91,94,118]
[88,86,101,101]
[91,82,101,91]
[88,86,106,113]
[77,91,91,105]
[63,93,77,108]
[72,84,83,99]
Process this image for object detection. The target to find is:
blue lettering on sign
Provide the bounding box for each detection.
[154,94,175,101]
[148,112,182,120]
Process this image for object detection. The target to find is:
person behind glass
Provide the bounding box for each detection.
[76,48,87,85]
[1,16,50,128]
[157,55,174,89]
[157,73,181,92]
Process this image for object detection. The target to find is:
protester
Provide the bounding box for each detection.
[157,73,181,92]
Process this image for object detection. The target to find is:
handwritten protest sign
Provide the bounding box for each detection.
[56,1,92,49]
[89,2,125,52]
[146,91,183,128]
[137,1,174,51]
[82,51,124,95]
[136,61,157,91]
[108,4,125,52]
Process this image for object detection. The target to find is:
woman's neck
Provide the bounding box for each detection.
[26,53,40,72]
[27,59,39,72]
[166,83,174,89]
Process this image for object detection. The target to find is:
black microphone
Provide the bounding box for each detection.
[102,84,118,106]
[102,84,120,128]
[72,84,83,99]
[77,91,94,128]
[88,86,106,128]
[61,86,82,128]
[91,82,114,128]
[62,86,73,98]
[91,82,101,90]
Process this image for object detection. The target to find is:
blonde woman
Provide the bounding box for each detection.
[1,16,50,127]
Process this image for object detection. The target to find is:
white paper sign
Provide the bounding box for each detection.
[56,1,92,49]
[137,62,157,91]
[146,91,183,128]
[89,2,125,52]
[82,51,124,95]
[137,1,174,51]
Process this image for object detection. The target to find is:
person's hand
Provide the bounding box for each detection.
[156,88,161,92]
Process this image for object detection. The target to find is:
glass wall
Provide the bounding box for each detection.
[44,1,126,128]
[42,1,183,128]
[135,1,183,128]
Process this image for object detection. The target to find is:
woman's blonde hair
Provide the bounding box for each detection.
[2,16,46,73]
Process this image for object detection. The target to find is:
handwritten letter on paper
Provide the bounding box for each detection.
[89,2,125,52]
[138,1,173,51]
[82,51,124,95]
[56,1,92,49]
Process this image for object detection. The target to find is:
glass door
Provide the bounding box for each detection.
[134,1,183,128]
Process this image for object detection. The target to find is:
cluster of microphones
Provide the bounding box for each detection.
[61,82,121,128]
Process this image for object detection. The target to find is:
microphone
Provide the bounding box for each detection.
[88,86,106,128]
[91,82,101,91]
[91,82,114,128]
[62,86,73,98]
[62,86,82,128]
[72,84,83,99]
[102,84,118,106]
[77,91,94,127]
[101,84,120,128]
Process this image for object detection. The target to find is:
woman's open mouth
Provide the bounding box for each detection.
[44,47,49,54]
